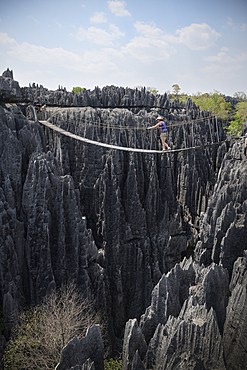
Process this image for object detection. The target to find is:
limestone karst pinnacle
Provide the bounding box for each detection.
[0,69,247,369]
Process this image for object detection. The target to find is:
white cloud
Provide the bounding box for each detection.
[0,32,123,78]
[200,64,242,74]
[109,24,125,36]
[236,51,247,62]
[56,21,62,28]
[28,15,39,25]
[134,21,165,38]
[227,17,238,30]
[121,21,177,62]
[241,23,247,31]
[0,32,16,45]
[221,46,229,52]
[227,17,234,28]
[90,12,107,24]
[107,0,131,17]
[201,48,247,82]
[203,51,235,63]
[0,32,81,65]
[12,44,81,65]
[176,23,221,50]
[75,24,124,46]
[203,50,247,64]
[71,48,122,74]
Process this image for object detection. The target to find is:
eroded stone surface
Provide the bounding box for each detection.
[55,325,103,370]
[1,70,247,368]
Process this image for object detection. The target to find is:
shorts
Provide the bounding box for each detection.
[160,132,168,140]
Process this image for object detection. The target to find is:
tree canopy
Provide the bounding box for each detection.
[3,283,103,370]
[170,84,247,135]
[227,101,247,136]
[190,91,232,120]
[172,84,181,95]
[72,86,84,94]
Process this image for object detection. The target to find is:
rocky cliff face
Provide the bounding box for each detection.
[121,134,247,370]
[0,70,246,369]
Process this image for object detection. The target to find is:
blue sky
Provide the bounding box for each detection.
[0,0,246,95]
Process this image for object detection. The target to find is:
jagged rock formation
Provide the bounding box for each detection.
[121,135,247,369]
[0,69,247,368]
[143,299,226,370]
[195,137,247,276]
[122,319,147,370]
[223,253,247,370]
[0,69,21,102]
[123,258,228,369]
[55,325,103,370]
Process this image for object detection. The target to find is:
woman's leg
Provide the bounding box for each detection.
[162,138,169,149]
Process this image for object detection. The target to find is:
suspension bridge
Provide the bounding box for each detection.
[30,105,232,153]
[39,119,228,154]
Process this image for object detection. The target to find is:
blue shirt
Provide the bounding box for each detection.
[160,121,167,133]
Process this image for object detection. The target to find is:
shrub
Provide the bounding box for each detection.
[3,283,102,370]
[104,358,122,370]
[227,101,247,137]
[72,86,84,94]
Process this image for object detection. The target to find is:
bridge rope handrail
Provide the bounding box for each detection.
[39,119,230,154]
[35,102,247,131]
[43,106,220,131]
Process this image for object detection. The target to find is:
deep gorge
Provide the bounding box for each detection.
[0,69,247,369]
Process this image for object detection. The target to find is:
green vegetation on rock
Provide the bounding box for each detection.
[170,84,247,136]
[3,284,102,370]
[72,86,84,94]
[104,358,122,370]
[227,101,247,136]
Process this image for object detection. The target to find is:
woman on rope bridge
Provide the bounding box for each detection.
[147,116,171,150]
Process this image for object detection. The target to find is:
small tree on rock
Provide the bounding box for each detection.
[72,86,84,94]
[172,84,181,95]
[3,283,103,370]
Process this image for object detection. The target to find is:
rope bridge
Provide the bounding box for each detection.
[39,119,228,154]
[27,103,245,153]
[36,104,228,153]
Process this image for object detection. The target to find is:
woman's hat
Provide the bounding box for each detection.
[156,116,163,120]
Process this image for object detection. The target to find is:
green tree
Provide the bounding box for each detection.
[190,91,232,119]
[172,84,181,95]
[104,358,122,370]
[149,89,159,95]
[147,87,159,95]
[227,101,247,136]
[169,88,246,135]
[233,91,247,101]
[72,86,84,94]
[3,283,103,370]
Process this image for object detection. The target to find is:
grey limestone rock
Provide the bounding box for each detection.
[139,258,228,344]
[144,296,225,370]
[55,325,103,370]
[195,137,247,276]
[223,254,247,369]
[1,71,245,366]
[129,351,146,370]
[0,69,21,102]
[0,334,6,363]
[122,319,147,370]
[69,359,96,370]
[22,150,100,302]
[2,68,13,79]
